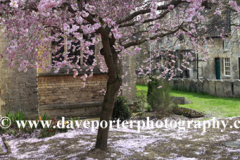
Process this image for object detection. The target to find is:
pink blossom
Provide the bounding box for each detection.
[215,10,221,16]
[230,1,238,9]
[18,60,29,72]
[134,47,141,53]
[10,0,19,8]
[85,4,96,13]
[93,23,101,30]
[38,0,62,12]
[89,72,93,78]
[114,33,122,39]
[73,69,78,78]
[234,27,240,30]
[81,11,89,18]
[76,15,83,24]
[63,23,70,33]
[168,5,174,10]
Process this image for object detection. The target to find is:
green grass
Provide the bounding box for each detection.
[136,84,240,118]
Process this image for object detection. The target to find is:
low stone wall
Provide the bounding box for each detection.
[136,77,240,98]
[171,78,239,98]
[136,76,148,85]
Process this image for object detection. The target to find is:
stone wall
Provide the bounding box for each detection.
[171,78,239,98]
[197,30,240,80]
[0,28,39,119]
[121,55,136,102]
[136,76,148,85]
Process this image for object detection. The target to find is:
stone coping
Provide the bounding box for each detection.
[38,66,107,77]
[39,101,103,110]
[171,78,238,82]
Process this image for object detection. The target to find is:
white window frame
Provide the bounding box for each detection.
[224,58,231,76]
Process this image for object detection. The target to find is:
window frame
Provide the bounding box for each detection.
[223,38,230,51]
[224,58,231,76]
[51,33,96,67]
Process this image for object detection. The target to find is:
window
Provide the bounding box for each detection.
[224,58,231,76]
[52,33,95,66]
[204,41,208,49]
[224,38,230,50]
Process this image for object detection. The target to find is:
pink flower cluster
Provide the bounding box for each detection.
[38,0,62,12]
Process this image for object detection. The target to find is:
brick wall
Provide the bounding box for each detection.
[38,73,108,118]
[38,74,108,105]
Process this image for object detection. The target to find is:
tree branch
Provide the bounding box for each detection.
[119,10,169,28]
[123,23,183,49]
[116,0,183,25]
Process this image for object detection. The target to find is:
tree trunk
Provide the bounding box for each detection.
[95,33,121,150]
[95,77,121,150]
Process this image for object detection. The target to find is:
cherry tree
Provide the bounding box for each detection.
[0,0,238,150]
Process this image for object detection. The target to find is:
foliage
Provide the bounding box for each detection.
[5,111,26,129]
[136,89,147,112]
[135,89,152,118]
[5,111,36,134]
[147,77,172,117]
[112,96,132,123]
[145,103,152,112]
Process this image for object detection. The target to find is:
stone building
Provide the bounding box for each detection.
[185,7,240,80]
[136,7,240,81]
[0,30,136,119]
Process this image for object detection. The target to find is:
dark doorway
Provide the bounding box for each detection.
[215,58,220,79]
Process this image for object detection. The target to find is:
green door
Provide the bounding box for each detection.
[215,58,220,79]
[239,58,240,79]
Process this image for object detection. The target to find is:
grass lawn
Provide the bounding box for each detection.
[136,84,240,118]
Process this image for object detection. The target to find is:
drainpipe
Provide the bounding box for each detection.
[150,43,151,76]
[197,53,199,79]
[147,24,153,76]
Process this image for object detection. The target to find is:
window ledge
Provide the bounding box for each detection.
[222,76,231,79]
[38,66,106,77]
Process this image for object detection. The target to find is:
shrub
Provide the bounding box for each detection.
[145,103,152,112]
[147,77,172,117]
[6,111,26,127]
[4,111,36,134]
[112,96,132,123]
[136,89,147,112]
